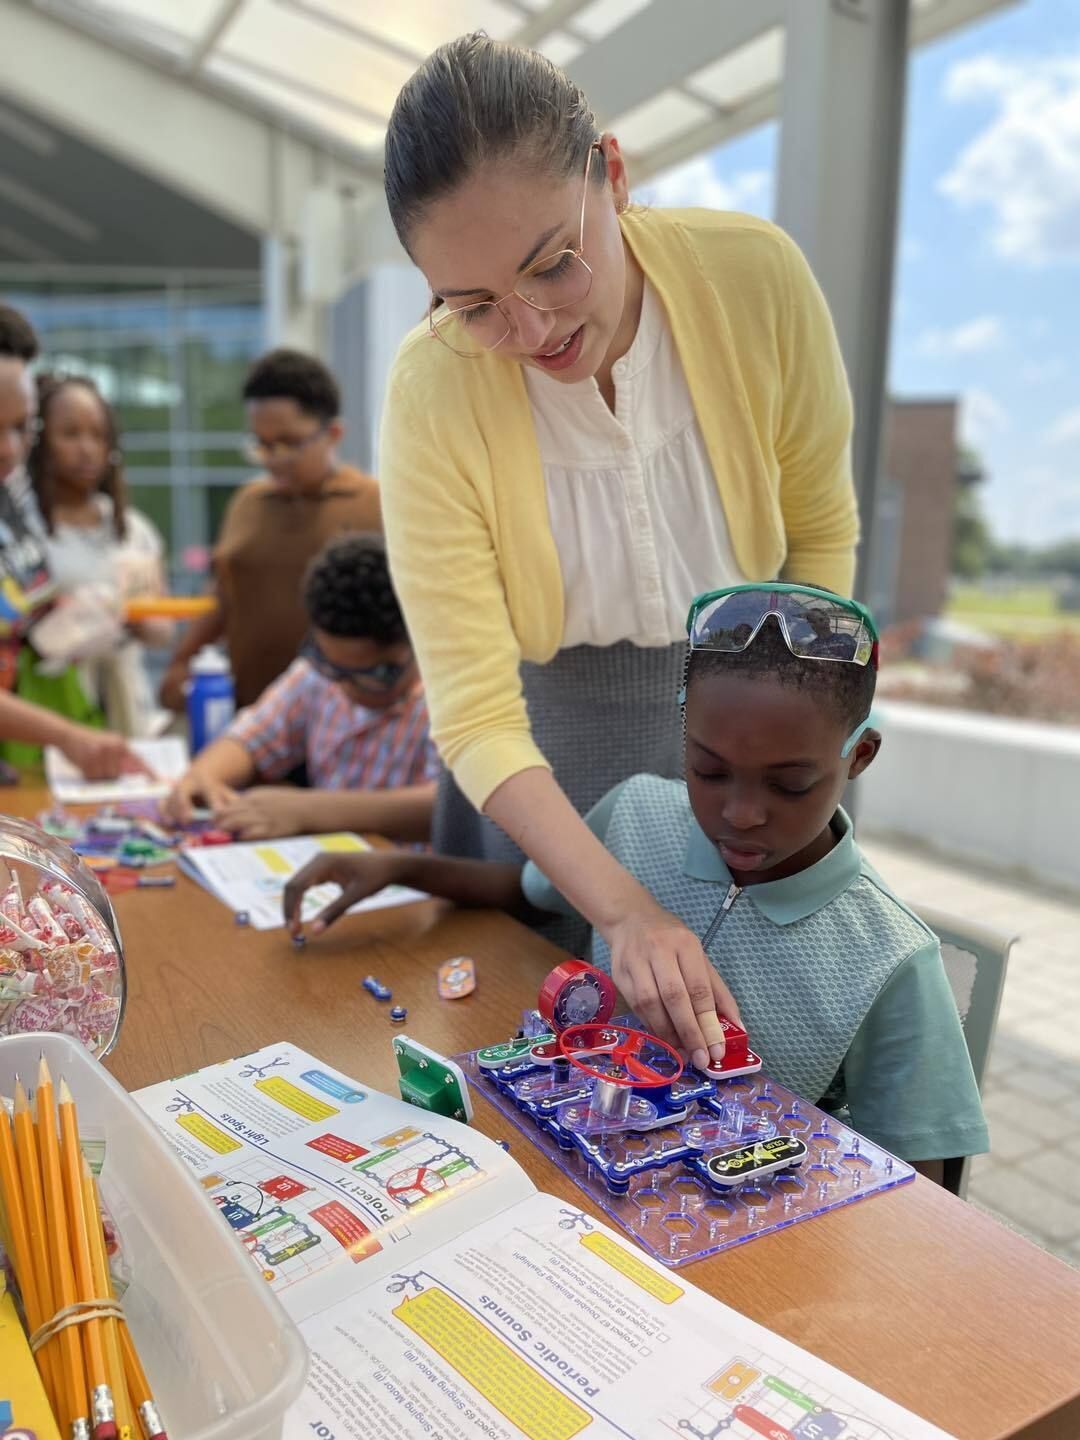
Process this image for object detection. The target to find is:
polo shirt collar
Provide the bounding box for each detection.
[682,808,860,925]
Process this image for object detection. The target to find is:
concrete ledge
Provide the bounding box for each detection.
[859,700,1080,895]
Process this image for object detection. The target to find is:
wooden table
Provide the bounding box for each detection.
[5,789,1080,1440]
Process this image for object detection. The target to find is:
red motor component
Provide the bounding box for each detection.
[538,958,617,1033]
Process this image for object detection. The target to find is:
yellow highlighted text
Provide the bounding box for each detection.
[396,1288,590,1440]
[580,1232,683,1305]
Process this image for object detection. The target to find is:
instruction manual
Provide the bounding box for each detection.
[176,831,429,929]
[135,1043,955,1440]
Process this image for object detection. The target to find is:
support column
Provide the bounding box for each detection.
[776,0,911,618]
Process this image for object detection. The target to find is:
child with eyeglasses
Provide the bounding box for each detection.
[284,585,988,1182]
[160,348,380,714]
[163,533,438,841]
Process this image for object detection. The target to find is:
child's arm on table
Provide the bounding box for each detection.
[282,849,531,936]
[0,690,149,779]
[213,781,437,843]
[282,780,632,937]
[162,737,255,822]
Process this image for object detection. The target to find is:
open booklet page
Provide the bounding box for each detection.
[176,832,429,930]
[133,1042,531,1325]
[292,1188,955,1440]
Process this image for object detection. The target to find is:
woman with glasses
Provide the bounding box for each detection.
[379,35,858,1070]
[161,348,380,713]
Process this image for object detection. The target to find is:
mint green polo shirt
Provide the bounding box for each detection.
[522,774,988,1163]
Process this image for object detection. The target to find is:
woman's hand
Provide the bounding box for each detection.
[58,723,151,782]
[605,903,742,1070]
[282,852,408,937]
[213,787,311,841]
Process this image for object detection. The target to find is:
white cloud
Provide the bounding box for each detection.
[638,157,772,216]
[939,52,1080,264]
[1021,356,1067,384]
[995,468,1080,546]
[1045,407,1080,445]
[961,387,1010,448]
[917,314,1004,357]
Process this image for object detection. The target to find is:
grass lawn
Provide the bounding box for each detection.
[947,584,1080,637]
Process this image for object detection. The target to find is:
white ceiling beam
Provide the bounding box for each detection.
[187,0,248,75]
[512,0,595,47]
[0,0,378,236]
[628,90,778,186]
[566,0,784,125]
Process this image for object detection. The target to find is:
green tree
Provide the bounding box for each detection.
[950,478,996,578]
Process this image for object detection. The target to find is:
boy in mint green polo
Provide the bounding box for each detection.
[285,586,989,1183]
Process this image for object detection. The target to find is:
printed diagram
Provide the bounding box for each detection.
[350,1129,482,1209]
[385,1271,426,1296]
[204,1172,322,1283]
[238,1053,291,1080]
[670,1354,899,1440]
[556,1207,595,1232]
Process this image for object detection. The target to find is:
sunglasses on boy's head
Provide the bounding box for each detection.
[682,584,880,759]
[301,635,410,692]
[686,584,879,669]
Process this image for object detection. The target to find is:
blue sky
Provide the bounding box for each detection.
[644,0,1080,548]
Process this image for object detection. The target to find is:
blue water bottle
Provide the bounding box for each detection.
[186,645,236,754]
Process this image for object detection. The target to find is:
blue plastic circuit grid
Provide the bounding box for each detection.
[456,1033,914,1269]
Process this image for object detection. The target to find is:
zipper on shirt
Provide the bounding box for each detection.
[700,882,741,952]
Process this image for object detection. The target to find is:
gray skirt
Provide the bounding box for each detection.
[432,640,687,953]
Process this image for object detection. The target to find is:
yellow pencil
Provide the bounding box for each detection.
[13,1078,63,1418]
[59,1079,116,1440]
[81,1157,133,1438]
[89,1173,166,1440]
[36,1056,88,1433]
[118,1325,167,1440]
[0,1098,44,1338]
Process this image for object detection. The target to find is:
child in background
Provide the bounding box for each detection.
[28,373,172,736]
[284,584,988,1182]
[163,533,437,841]
[0,304,144,777]
[160,348,380,712]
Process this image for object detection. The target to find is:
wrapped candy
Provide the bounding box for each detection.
[0,840,123,1054]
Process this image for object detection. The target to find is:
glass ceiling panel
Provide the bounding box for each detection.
[289,0,524,56]
[685,29,785,111]
[611,88,713,154]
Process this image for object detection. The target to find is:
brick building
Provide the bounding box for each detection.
[866,397,972,627]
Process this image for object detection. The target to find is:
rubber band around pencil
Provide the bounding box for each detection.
[29,1297,125,1351]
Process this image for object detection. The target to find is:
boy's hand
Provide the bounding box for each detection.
[159,658,190,713]
[283,852,409,938]
[59,724,152,782]
[162,769,239,825]
[606,903,743,1071]
[214,787,311,841]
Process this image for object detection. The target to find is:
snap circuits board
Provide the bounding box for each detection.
[455,974,914,1269]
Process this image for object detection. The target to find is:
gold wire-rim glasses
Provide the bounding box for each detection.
[427,142,601,358]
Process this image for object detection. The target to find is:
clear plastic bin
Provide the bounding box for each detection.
[0,1032,308,1440]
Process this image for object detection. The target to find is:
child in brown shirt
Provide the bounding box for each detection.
[161,349,380,709]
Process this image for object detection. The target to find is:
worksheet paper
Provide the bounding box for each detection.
[177,831,429,929]
[44,735,190,804]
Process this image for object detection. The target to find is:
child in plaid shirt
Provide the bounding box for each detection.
[165,533,438,841]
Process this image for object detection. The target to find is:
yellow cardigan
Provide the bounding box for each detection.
[380,208,858,811]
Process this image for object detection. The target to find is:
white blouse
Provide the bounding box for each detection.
[44,495,165,598]
[524,280,745,649]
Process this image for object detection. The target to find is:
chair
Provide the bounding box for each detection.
[916,905,1016,1197]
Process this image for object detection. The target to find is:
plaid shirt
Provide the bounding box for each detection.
[227,658,439,791]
